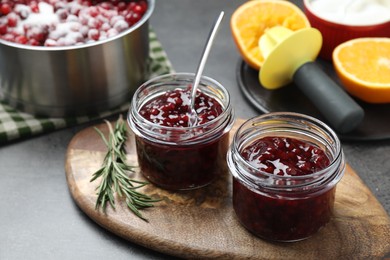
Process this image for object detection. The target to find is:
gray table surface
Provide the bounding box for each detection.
[0,0,389,259]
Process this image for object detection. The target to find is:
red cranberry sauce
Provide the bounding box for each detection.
[139,87,223,127]
[241,136,330,177]
[136,87,227,190]
[0,0,147,46]
[135,133,229,190]
[234,136,334,241]
[233,178,335,241]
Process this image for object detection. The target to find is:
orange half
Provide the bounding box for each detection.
[333,38,390,104]
[231,0,311,70]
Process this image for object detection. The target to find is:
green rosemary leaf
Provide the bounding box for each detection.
[113,175,121,197]
[90,167,104,182]
[128,180,149,186]
[131,197,155,208]
[113,162,126,175]
[126,200,146,221]
[94,127,109,147]
[107,191,115,206]
[90,115,160,221]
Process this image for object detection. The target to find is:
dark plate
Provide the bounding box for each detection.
[237,59,390,141]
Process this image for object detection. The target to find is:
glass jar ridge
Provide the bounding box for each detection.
[128,72,235,190]
[227,112,345,242]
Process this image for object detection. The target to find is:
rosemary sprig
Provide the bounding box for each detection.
[90,115,160,221]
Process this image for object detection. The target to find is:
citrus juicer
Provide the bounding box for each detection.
[258,26,364,133]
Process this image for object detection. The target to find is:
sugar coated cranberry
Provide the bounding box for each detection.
[88,28,99,40]
[30,1,40,13]
[0,0,148,46]
[6,13,18,27]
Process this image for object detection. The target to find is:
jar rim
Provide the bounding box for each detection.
[130,72,231,130]
[128,72,235,145]
[230,112,344,185]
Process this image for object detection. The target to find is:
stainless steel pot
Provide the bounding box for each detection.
[0,0,155,117]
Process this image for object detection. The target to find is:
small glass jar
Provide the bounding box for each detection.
[227,112,345,242]
[128,73,234,190]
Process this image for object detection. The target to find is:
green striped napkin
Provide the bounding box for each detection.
[0,28,174,144]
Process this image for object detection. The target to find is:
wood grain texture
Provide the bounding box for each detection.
[65,119,390,259]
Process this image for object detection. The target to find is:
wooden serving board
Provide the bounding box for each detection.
[65,119,390,259]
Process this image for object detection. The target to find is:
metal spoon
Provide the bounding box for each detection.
[189,11,225,126]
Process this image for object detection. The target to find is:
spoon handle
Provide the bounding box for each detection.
[190,11,225,112]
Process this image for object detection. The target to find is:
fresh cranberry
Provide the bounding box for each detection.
[133,5,143,14]
[116,2,126,12]
[124,12,139,26]
[0,4,11,15]
[15,35,28,44]
[138,1,147,14]
[126,2,136,12]
[81,1,92,7]
[0,23,7,35]
[99,2,112,10]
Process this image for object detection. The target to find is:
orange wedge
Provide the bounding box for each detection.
[333,38,390,104]
[231,0,311,70]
